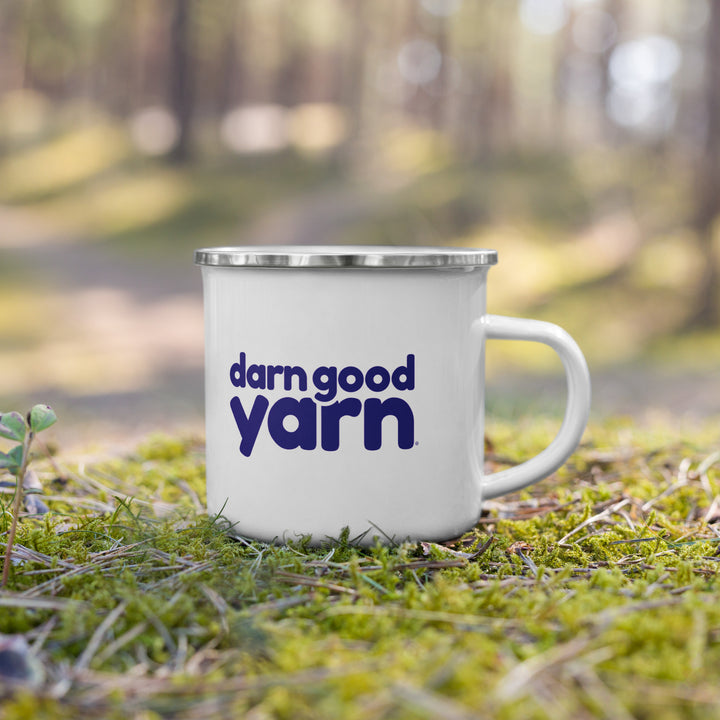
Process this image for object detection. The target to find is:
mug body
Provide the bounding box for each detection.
[198,247,497,544]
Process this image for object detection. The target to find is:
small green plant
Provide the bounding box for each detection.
[0,404,56,587]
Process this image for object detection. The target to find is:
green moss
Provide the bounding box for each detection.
[1,428,720,718]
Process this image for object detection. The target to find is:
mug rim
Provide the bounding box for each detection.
[194,245,498,269]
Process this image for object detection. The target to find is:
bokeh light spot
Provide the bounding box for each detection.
[609,35,681,88]
[130,107,179,156]
[397,39,442,86]
[519,0,568,36]
[220,105,288,154]
[420,0,463,17]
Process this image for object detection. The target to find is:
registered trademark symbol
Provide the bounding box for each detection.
[415,441,419,446]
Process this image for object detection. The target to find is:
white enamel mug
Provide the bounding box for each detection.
[195,246,591,545]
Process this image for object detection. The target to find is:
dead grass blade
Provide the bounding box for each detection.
[0,593,82,611]
[274,570,357,595]
[557,499,630,544]
[92,621,150,668]
[74,601,129,673]
[495,636,594,701]
[392,682,487,720]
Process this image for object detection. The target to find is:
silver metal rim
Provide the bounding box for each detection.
[194,245,498,268]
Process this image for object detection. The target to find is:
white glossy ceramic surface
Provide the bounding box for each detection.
[196,247,591,545]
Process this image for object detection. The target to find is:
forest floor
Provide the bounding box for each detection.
[2,424,720,719]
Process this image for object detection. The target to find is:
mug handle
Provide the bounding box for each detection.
[474,314,591,500]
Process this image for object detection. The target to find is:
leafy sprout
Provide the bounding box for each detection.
[0,404,57,587]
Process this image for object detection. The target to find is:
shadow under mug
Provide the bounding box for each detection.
[195,246,591,545]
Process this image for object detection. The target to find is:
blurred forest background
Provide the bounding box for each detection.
[1,0,719,446]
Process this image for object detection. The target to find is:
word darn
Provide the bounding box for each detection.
[229,353,416,456]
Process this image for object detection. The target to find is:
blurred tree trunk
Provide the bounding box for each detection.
[340,0,368,169]
[168,0,194,163]
[216,0,244,113]
[429,13,449,130]
[690,0,720,328]
[0,1,26,93]
[552,6,575,150]
[105,8,135,115]
[601,0,624,142]
[134,2,167,108]
[402,0,423,121]
[274,5,301,106]
[474,4,514,158]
